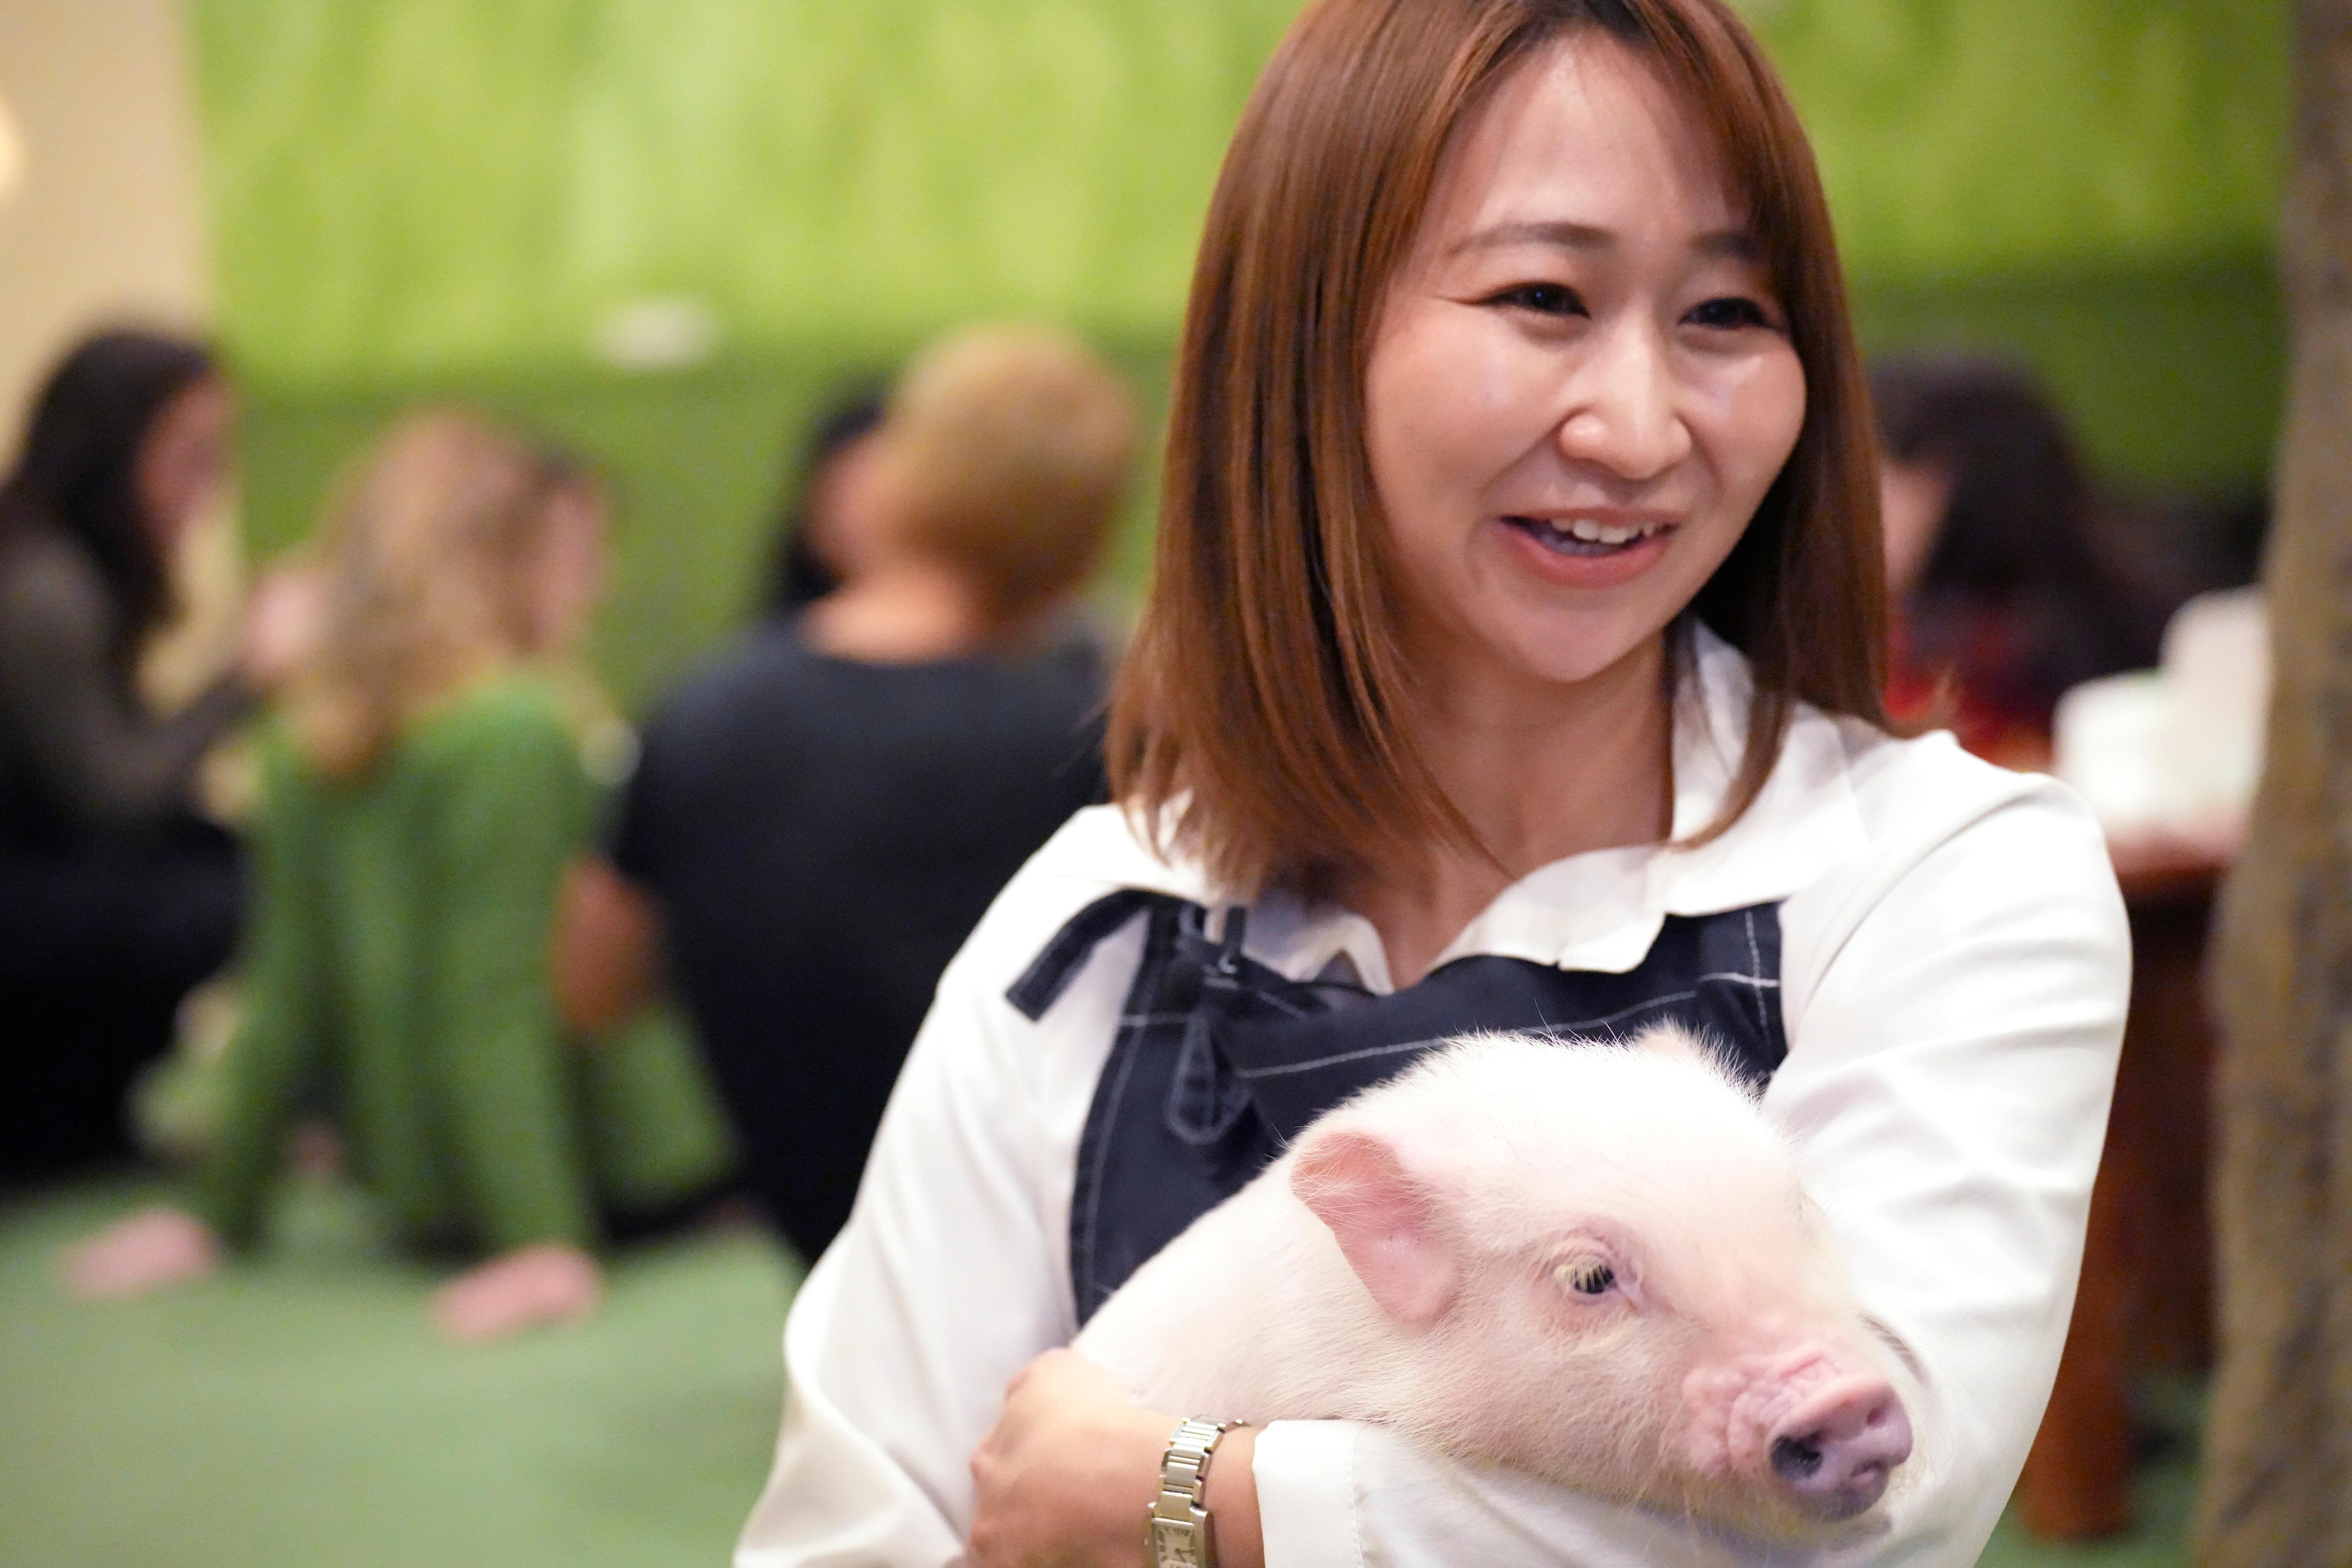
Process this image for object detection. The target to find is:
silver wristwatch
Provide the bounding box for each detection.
[1146,1417,1231,1568]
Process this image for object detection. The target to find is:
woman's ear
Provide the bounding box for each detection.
[1289,1127,1459,1327]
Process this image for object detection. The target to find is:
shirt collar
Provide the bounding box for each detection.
[1086,624,1870,991]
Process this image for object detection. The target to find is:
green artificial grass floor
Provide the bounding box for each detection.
[1,1174,2196,1568]
[0,1174,800,1568]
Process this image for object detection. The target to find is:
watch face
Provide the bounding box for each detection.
[1150,1517,1207,1568]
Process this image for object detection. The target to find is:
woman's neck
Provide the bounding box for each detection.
[1337,633,1674,989]
[802,563,998,664]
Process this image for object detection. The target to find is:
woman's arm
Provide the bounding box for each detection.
[551,858,663,1036]
[68,737,333,1296]
[1247,774,2126,1568]
[966,1348,1262,1568]
[755,767,2126,1568]
[192,739,334,1250]
[425,706,601,1251]
[0,543,248,836]
[1761,772,2131,1558]
[968,772,2128,1568]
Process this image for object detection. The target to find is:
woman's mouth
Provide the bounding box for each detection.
[1502,514,1679,557]
[1493,512,1680,590]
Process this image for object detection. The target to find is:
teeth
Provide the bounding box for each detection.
[1553,517,1661,546]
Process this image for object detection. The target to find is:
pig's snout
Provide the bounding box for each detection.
[1765,1376,1912,1520]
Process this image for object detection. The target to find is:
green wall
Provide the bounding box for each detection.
[190,2,1296,382]
[188,0,2289,704]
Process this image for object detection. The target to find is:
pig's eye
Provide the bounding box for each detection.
[1554,1258,1617,1298]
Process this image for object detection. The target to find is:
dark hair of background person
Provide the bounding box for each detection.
[0,331,217,669]
[1871,356,2155,726]
[1108,0,1889,899]
[763,388,888,617]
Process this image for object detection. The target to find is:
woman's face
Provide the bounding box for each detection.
[802,431,887,582]
[135,374,236,549]
[1364,35,1807,700]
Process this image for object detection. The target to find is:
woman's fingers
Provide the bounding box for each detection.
[968,1348,1167,1568]
[59,1206,221,1299]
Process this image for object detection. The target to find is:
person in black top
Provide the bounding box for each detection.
[0,331,260,1181]
[556,324,1136,1261]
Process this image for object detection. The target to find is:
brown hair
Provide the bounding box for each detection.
[1107,0,1888,896]
[289,410,580,780]
[879,324,1138,630]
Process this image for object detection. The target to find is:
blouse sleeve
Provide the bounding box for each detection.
[735,893,1133,1568]
[1765,771,2131,1558]
[1246,772,2130,1568]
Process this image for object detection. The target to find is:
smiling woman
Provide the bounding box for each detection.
[736,4,2128,1568]
[1111,0,1885,957]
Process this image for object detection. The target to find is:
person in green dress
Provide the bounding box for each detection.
[63,410,731,1340]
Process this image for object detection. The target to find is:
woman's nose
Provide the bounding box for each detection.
[1554,321,1692,482]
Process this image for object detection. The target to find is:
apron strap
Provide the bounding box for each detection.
[1005,888,1167,1021]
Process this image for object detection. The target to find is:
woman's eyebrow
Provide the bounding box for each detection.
[1694,229,1763,261]
[1448,219,1610,255]
[1445,220,1761,261]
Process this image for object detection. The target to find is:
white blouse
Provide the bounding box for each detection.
[736,630,2131,1568]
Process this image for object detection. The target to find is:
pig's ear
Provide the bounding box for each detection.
[1290,1128,1459,1327]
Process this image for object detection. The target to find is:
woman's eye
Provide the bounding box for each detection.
[1685,295,1774,332]
[1553,1258,1616,1297]
[1485,282,1586,318]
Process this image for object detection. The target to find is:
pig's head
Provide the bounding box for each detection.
[1285,1027,1916,1542]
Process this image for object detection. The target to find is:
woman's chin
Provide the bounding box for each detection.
[1437,618,1666,700]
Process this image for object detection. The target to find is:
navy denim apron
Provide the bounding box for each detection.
[1007,889,1789,1323]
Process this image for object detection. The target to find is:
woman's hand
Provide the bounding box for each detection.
[970,1349,1165,1568]
[60,1205,221,1298]
[235,562,327,692]
[969,1348,1262,1568]
[550,858,662,1040]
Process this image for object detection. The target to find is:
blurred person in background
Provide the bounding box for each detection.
[763,387,888,616]
[1873,356,2155,771]
[0,329,264,1182]
[555,324,1131,1264]
[64,411,732,1341]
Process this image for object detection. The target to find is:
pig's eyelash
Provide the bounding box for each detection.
[1551,1256,1618,1298]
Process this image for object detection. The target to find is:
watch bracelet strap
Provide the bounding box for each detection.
[1148,1417,1230,1568]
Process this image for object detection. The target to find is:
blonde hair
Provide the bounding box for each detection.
[288,410,577,779]
[880,324,1138,626]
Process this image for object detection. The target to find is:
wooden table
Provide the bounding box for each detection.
[2015,841,2224,1539]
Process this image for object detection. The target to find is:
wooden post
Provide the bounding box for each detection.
[2195,4,2352,1560]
